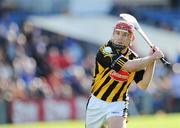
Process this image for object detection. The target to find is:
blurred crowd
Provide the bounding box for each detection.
[0,17,95,102]
[0,1,180,117]
[0,18,180,114]
[129,60,180,114]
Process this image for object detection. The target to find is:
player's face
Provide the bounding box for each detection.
[112,30,133,48]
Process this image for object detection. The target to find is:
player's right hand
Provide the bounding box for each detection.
[151,46,164,60]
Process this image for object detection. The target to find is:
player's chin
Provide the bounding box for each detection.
[114,41,124,45]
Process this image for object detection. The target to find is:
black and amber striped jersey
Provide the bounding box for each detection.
[91,41,145,102]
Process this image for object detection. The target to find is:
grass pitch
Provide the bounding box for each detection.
[1,113,180,128]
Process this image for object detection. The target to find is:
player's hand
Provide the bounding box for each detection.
[149,47,155,55]
[151,46,164,60]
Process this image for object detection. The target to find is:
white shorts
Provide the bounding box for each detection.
[85,95,128,128]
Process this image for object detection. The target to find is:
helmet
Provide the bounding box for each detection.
[114,20,135,33]
[114,20,135,41]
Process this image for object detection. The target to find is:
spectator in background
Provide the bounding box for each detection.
[46,68,69,98]
[169,50,180,112]
[64,38,84,64]
[6,23,19,63]
[47,46,73,70]
[170,70,180,112]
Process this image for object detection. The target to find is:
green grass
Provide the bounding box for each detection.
[128,113,180,128]
[1,113,180,128]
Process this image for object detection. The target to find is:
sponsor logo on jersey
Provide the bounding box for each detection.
[110,70,130,82]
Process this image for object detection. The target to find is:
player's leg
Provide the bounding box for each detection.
[85,95,107,128]
[86,110,106,128]
[106,101,128,128]
[107,116,127,128]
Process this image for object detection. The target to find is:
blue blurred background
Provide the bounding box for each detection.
[0,0,180,124]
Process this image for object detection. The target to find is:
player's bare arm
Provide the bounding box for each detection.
[123,47,163,89]
[122,47,164,72]
[136,47,157,89]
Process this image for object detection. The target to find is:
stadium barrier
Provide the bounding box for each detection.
[9,97,87,123]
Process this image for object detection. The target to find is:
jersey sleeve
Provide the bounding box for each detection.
[111,55,128,72]
[134,70,145,83]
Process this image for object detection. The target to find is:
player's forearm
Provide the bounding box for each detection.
[137,61,156,90]
[122,55,155,72]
